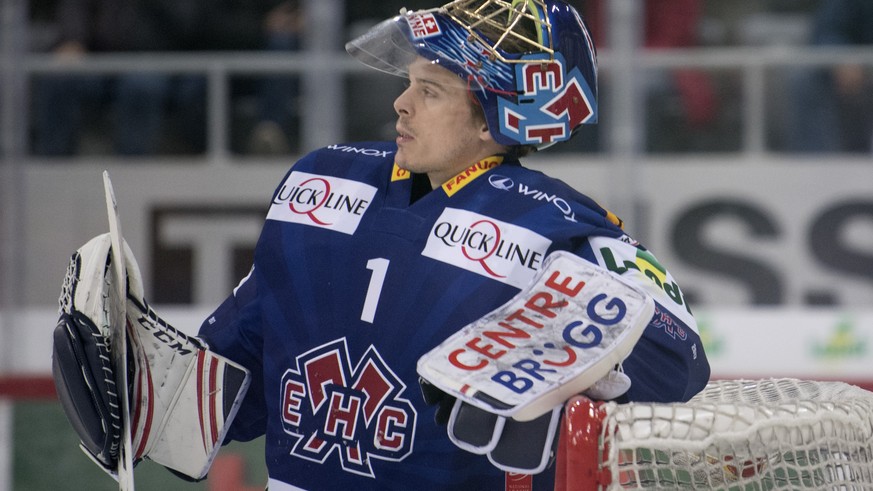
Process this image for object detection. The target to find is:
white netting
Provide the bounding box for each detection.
[596,379,873,490]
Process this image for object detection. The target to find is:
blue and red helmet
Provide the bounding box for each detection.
[346,0,598,149]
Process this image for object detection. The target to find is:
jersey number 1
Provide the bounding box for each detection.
[361,258,389,323]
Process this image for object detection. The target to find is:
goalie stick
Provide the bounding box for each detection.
[103,171,135,490]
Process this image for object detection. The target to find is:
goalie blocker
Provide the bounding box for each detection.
[52,233,251,480]
[417,251,653,474]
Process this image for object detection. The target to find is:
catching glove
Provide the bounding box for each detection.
[52,233,251,480]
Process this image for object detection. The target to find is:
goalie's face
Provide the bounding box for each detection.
[393,57,507,189]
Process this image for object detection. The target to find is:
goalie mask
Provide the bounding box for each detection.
[346,0,598,149]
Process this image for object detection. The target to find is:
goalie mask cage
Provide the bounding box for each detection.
[556,378,873,490]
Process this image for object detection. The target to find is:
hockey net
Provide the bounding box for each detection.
[555,378,873,490]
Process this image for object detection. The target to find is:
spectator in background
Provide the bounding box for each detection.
[784,0,873,153]
[32,0,303,157]
[578,0,720,153]
[194,0,303,155]
[31,0,205,156]
[255,2,303,154]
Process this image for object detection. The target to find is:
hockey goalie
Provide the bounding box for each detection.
[51,0,711,488]
[51,232,707,489]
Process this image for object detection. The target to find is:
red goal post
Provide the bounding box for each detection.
[556,378,873,490]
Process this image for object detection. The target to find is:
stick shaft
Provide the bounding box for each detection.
[103,171,135,490]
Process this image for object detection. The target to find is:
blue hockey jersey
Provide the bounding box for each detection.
[198,141,710,490]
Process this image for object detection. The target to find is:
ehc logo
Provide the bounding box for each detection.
[280,338,416,478]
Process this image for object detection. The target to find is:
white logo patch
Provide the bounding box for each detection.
[268,171,377,235]
[407,12,441,39]
[423,208,552,288]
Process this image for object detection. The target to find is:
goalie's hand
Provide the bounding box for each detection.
[53,310,125,471]
[53,233,127,472]
[420,369,630,474]
[420,377,562,474]
[52,233,250,480]
[417,251,649,473]
[417,251,652,420]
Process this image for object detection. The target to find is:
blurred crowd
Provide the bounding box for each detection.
[22,0,873,157]
[29,0,303,156]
